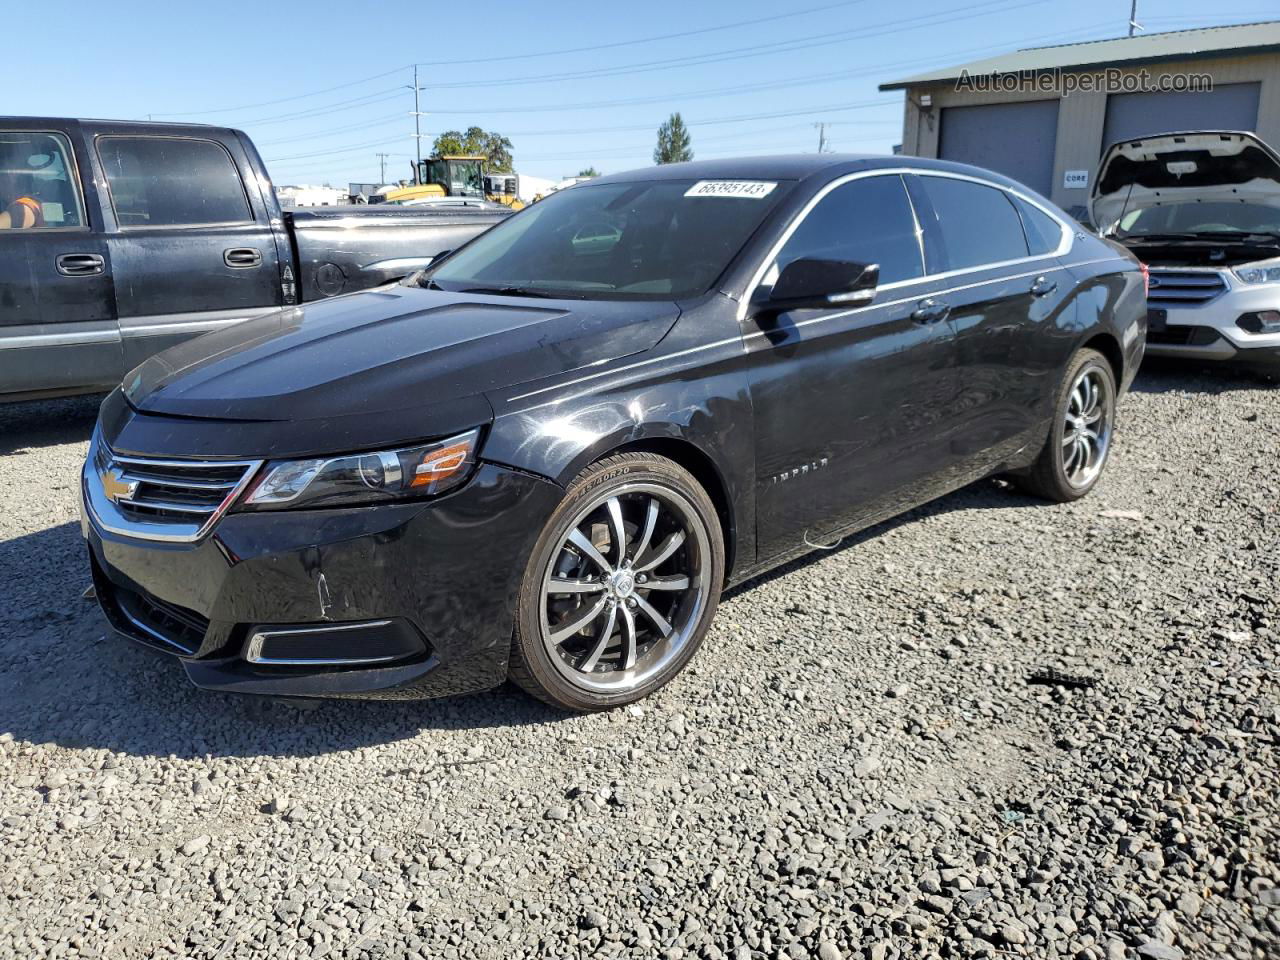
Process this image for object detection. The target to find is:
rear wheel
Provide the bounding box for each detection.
[509,453,724,711]
[1015,347,1117,502]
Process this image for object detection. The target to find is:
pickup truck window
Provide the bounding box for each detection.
[0,131,84,229]
[98,136,252,228]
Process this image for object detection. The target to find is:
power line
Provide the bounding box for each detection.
[416,0,1039,91]
[151,0,870,118]
[233,0,1043,129]
[263,98,898,164]
[255,21,1115,148]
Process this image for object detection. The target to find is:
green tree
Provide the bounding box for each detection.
[653,113,693,165]
[432,126,515,173]
[577,167,601,178]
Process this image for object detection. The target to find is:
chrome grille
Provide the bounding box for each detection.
[1147,269,1228,305]
[84,431,262,543]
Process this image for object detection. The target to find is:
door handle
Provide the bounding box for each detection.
[224,247,263,268]
[911,298,951,324]
[1030,275,1058,297]
[55,253,105,277]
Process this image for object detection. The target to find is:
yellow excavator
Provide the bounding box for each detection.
[378,155,524,209]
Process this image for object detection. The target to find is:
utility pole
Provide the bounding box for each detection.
[375,153,390,184]
[814,122,829,154]
[408,65,427,184]
[1128,0,1142,36]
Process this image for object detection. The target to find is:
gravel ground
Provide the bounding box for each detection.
[1,362,1277,960]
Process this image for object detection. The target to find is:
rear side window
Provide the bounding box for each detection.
[0,130,84,228]
[918,176,1028,271]
[774,175,923,285]
[98,137,252,227]
[1014,196,1065,256]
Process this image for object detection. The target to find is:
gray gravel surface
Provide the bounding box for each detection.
[1,364,1277,960]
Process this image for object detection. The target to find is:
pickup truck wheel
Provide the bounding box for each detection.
[1015,348,1116,503]
[508,453,724,711]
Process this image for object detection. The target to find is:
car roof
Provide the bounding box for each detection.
[0,116,238,136]
[589,154,1039,194]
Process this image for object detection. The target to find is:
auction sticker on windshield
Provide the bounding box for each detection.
[684,180,778,199]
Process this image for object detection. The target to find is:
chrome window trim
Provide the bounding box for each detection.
[244,620,401,665]
[506,254,1129,410]
[736,167,1074,321]
[82,431,263,544]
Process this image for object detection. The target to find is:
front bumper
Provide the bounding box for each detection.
[1147,277,1280,363]
[83,461,563,699]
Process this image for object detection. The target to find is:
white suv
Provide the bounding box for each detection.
[1092,131,1280,369]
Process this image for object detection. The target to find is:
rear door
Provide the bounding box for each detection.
[0,120,122,398]
[744,172,961,559]
[908,173,1073,475]
[88,126,283,368]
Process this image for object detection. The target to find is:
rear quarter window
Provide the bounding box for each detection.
[1013,196,1065,256]
[98,136,252,227]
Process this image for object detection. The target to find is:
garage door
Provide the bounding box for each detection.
[938,99,1059,195]
[1102,82,1260,151]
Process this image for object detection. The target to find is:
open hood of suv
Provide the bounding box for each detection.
[1091,131,1280,233]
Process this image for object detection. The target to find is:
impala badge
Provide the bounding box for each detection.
[771,458,830,485]
[100,467,139,504]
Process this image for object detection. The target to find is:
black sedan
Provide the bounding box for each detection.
[82,155,1146,710]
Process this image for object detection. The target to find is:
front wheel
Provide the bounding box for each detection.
[508,453,725,711]
[1015,347,1117,502]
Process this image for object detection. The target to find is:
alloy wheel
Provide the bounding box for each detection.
[1061,366,1113,488]
[539,482,711,693]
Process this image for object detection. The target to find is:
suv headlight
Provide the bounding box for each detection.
[1233,259,1280,284]
[240,429,480,510]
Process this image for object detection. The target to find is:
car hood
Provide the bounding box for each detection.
[1091,130,1280,232]
[124,285,679,424]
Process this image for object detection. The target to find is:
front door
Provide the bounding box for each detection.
[90,130,283,369]
[745,173,960,560]
[0,124,122,398]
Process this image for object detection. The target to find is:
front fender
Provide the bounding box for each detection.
[480,351,756,580]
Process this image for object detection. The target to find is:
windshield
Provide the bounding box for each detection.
[423,178,791,300]
[1117,202,1280,239]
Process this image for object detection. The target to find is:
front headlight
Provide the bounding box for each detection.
[240,429,480,510]
[1233,259,1280,284]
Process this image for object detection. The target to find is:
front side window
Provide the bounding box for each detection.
[772,175,924,285]
[0,130,84,229]
[918,176,1029,271]
[98,137,252,227]
[425,178,792,300]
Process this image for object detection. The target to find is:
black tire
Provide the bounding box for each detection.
[1015,348,1117,503]
[508,452,725,711]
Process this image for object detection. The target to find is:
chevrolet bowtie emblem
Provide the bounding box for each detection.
[100,467,139,504]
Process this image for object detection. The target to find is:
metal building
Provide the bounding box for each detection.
[880,22,1280,218]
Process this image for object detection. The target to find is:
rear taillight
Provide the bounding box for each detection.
[1139,262,1150,297]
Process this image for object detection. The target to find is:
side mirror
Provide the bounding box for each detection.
[755,258,879,317]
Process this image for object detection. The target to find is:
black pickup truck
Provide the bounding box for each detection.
[0,118,509,402]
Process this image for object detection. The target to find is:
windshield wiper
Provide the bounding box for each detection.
[1120,230,1280,243]
[459,285,558,299]
[1184,230,1280,243]
[418,276,447,290]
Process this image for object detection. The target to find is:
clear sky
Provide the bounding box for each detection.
[6,1,1274,188]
